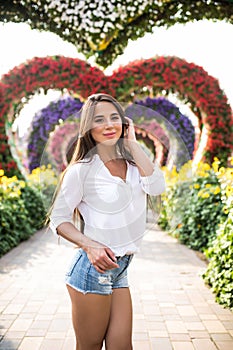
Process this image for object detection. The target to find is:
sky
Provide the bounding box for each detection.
[0,19,233,136]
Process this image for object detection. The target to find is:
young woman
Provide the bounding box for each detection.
[48,93,166,350]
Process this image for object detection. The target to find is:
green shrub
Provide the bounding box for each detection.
[174,171,227,251]
[158,180,191,231]
[159,159,233,309]
[0,175,46,257]
[20,186,46,230]
[159,162,227,252]
[202,210,233,309]
[0,195,31,254]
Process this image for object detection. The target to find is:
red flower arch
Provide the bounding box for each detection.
[48,120,170,173]
[0,55,232,176]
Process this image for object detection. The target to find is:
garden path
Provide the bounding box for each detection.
[0,223,233,350]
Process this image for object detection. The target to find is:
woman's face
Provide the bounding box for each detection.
[91,101,123,146]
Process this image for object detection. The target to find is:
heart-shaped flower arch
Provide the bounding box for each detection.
[27,95,194,172]
[0,55,232,176]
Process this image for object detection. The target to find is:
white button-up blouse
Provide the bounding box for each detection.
[50,154,166,256]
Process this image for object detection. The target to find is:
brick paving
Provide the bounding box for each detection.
[0,224,233,350]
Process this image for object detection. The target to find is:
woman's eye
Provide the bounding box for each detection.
[112,116,120,121]
[94,118,104,123]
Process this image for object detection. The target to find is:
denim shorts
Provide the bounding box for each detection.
[65,249,133,295]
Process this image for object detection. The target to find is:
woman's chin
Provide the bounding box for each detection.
[99,138,119,147]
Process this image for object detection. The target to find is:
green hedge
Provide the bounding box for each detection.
[159,159,233,309]
[203,210,233,309]
[159,169,227,251]
[0,184,46,257]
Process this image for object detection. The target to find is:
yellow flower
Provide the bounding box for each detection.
[194,183,200,189]
[212,158,220,172]
[218,167,225,176]
[0,169,4,177]
[225,168,233,180]
[19,181,26,188]
[198,190,209,198]
[203,163,211,171]
[1,176,8,183]
[229,156,233,166]
[32,168,40,175]
[205,184,211,188]
[223,207,229,214]
[213,186,221,195]
[225,185,233,198]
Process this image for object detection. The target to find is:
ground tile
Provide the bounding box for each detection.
[172,341,195,350]
[192,338,218,350]
[214,342,233,350]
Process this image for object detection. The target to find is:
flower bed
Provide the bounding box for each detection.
[159,158,233,309]
[202,159,233,309]
[0,169,46,257]
[159,159,231,251]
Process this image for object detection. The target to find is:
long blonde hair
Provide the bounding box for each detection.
[46,93,134,230]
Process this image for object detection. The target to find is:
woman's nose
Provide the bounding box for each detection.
[105,118,113,127]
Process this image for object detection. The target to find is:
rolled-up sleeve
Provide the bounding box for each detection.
[49,164,83,235]
[140,164,166,196]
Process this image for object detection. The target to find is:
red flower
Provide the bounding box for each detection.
[0,55,232,176]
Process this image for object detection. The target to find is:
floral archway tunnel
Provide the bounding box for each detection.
[0,55,232,176]
[27,95,194,172]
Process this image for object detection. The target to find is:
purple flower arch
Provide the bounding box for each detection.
[27,96,83,171]
[135,97,195,157]
[27,95,194,171]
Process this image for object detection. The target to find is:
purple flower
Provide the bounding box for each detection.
[27,96,83,171]
[125,97,195,167]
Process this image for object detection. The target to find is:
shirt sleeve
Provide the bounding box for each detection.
[140,163,166,196]
[49,164,84,235]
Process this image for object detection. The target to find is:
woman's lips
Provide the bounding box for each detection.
[103,132,116,138]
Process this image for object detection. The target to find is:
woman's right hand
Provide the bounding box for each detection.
[84,242,119,273]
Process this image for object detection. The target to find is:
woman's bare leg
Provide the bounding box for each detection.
[105,288,133,350]
[67,285,112,350]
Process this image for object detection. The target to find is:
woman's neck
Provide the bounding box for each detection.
[96,144,119,162]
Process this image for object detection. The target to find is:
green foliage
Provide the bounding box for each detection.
[159,165,228,251]
[0,182,46,258]
[20,186,46,230]
[26,165,58,213]
[174,172,227,251]
[0,1,232,67]
[158,180,191,232]
[160,159,233,309]
[203,210,233,309]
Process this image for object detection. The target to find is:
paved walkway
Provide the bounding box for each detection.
[0,224,233,350]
